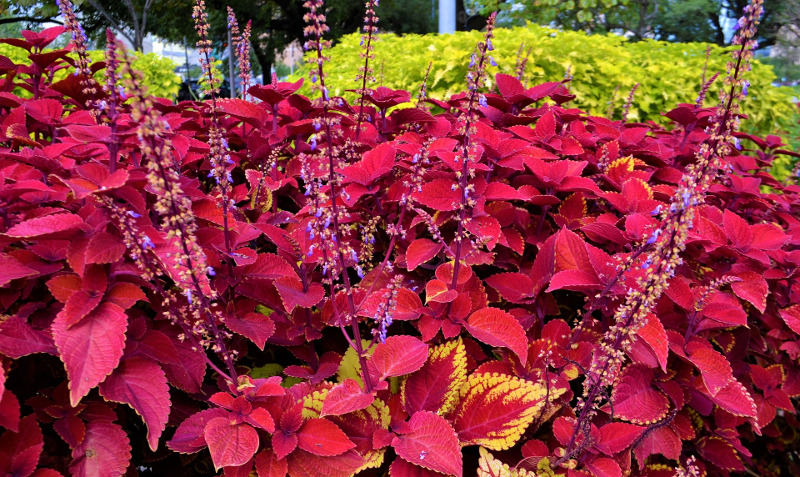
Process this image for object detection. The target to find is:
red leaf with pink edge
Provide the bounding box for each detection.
[5,213,83,238]
[484,272,535,303]
[321,379,374,417]
[596,422,645,455]
[272,430,297,460]
[584,457,622,477]
[425,279,457,304]
[368,335,429,381]
[611,365,669,424]
[390,457,447,476]
[0,315,57,358]
[406,239,443,271]
[412,179,460,211]
[632,426,680,469]
[168,408,230,454]
[0,389,21,432]
[392,411,462,477]
[634,314,668,372]
[546,269,600,293]
[205,418,259,470]
[297,418,356,456]
[217,98,268,125]
[105,283,146,310]
[241,254,297,280]
[709,378,757,419]
[534,110,556,141]
[465,308,527,366]
[225,312,275,350]
[341,142,395,185]
[85,232,125,264]
[779,305,800,335]
[731,271,768,313]
[0,254,38,287]
[70,420,131,477]
[98,358,170,451]
[255,448,287,477]
[495,73,525,100]
[0,414,43,477]
[286,449,364,477]
[686,341,733,396]
[697,436,745,472]
[52,301,128,407]
[274,277,325,312]
[699,291,747,327]
[60,291,102,328]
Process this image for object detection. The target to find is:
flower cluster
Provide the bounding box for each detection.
[227,8,252,99]
[303,0,332,100]
[192,0,221,97]
[354,0,379,135]
[57,0,96,101]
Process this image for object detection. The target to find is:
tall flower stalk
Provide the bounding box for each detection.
[557,0,764,466]
[119,49,239,386]
[354,0,379,140]
[57,0,96,104]
[227,7,252,100]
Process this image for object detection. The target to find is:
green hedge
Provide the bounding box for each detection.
[292,23,798,139]
[0,44,180,99]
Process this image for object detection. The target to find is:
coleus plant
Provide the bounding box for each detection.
[0,0,798,476]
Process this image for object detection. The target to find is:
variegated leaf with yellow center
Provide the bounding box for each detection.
[401,337,467,416]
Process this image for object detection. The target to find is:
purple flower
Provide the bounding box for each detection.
[479,95,488,108]
[486,39,493,51]
[207,267,216,276]
[469,55,476,68]
[127,210,141,218]
[142,236,155,249]
[734,137,742,150]
[489,56,497,67]
[310,136,317,150]
[646,229,661,245]
[742,80,750,97]
[650,205,662,216]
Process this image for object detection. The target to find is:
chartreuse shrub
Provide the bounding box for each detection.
[293,23,797,139]
[2,0,800,476]
[0,43,180,99]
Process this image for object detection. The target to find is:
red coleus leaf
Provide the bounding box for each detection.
[406,239,443,271]
[60,291,102,329]
[241,253,296,280]
[341,142,396,185]
[779,305,800,335]
[255,448,288,477]
[389,457,446,476]
[611,365,669,425]
[321,379,375,417]
[204,418,259,471]
[465,308,527,366]
[0,254,38,287]
[686,341,733,396]
[368,335,429,381]
[708,378,757,419]
[402,338,467,416]
[98,358,170,451]
[483,272,535,303]
[225,312,275,351]
[697,436,745,472]
[0,315,57,358]
[52,301,128,407]
[452,372,548,450]
[412,179,460,211]
[425,279,457,304]
[5,213,83,238]
[595,422,645,455]
[274,277,325,312]
[731,271,768,313]
[297,418,356,456]
[634,314,669,372]
[535,110,556,141]
[0,414,43,477]
[70,420,131,477]
[85,231,126,264]
[168,408,230,454]
[584,457,622,477]
[699,291,747,328]
[392,411,462,477]
[632,426,680,469]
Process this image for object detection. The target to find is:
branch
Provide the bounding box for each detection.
[0,16,62,26]
[84,0,137,48]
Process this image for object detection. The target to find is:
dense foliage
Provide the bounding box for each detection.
[291,24,798,141]
[1,1,799,476]
[0,43,181,99]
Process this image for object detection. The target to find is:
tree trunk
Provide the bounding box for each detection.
[251,40,273,85]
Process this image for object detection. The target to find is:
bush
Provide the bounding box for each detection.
[292,24,798,140]
[1,4,799,477]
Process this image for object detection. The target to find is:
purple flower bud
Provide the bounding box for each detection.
[306,223,312,232]
[641,259,652,270]
[142,236,155,249]
[208,170,216,178]
[469,55,476,68]
[479,95,488,108]
[310,136,317,150]
[646,229,661,245]
[127,210,141,218]
[650,205,662,216]
[207,267,216,276]
[311,74,317,83]
[118,85,126,100]
[184,289,193,302]
[489,56,497,67]
[734,138,742,150]
[486,39,493,51]
[742,80,749,97]
[315,208,323,218]
[314,122,321,131]
[357,266,364,279]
